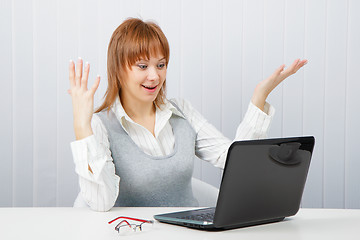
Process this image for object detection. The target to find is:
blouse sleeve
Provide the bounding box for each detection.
[70,114,120,211]
[172,99,275,169]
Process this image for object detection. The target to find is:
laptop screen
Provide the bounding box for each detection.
[213,136,314,228]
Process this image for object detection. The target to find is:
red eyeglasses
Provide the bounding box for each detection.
[108,216,154,234]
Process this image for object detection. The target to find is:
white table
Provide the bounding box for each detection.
[1,207,359,240]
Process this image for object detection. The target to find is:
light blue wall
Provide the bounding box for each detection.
[1,0,359,208]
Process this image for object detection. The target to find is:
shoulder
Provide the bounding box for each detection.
[94,108,118,122]
[168,98,206,132]
[91,112,109,135]
[168,98,194,116]
[93,111,106,124]
[92,113,102,125]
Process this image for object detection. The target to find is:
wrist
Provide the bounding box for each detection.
[74,124,93,140]
[251,84,270,111]
[251,94,266,112]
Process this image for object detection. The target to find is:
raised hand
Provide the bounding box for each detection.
[69,58,100,140]
[251,59,308,111]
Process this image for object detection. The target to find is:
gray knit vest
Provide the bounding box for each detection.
[96,103,199,207]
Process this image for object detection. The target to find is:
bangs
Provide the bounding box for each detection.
[123,22,169,68]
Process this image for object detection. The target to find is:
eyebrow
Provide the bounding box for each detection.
[136,57,166,62]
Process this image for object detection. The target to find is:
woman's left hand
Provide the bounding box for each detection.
[251,59,308,111]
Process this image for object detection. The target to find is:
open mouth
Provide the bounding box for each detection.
[142,85,157,90]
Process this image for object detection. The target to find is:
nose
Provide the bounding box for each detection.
[147,66,160,82]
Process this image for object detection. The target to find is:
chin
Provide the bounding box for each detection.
[141,96,158,104]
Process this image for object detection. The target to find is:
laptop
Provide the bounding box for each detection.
[154,136,315,230]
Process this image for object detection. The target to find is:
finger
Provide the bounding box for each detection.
[69,60,75,88]
[81,62,90,90]
[67,89,71,95]
[289,58,300,72]
[275,64,286,75]
[90,75,101,95]
[75,57,83,87]
[282,59,300,77]
[271,64,286,79]
[286,59,307,75]
[294,59,308,71]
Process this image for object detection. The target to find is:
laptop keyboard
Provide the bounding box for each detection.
[179,212,214,222]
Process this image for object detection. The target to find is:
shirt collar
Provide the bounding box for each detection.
[161,99,186,119]
[111,97,134,125]
[110,97,186,124]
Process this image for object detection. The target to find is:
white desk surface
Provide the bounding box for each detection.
[1,207,359,240]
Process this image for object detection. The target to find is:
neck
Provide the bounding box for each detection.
[120,95,155,120]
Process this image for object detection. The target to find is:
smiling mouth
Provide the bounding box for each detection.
[142,85,157,90]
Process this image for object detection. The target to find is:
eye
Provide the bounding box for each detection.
[157,63,166,69]
[137,64,147,70]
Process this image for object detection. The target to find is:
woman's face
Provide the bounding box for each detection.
[121,55,167,105]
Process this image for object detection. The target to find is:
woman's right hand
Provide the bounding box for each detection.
[69,58,100,140]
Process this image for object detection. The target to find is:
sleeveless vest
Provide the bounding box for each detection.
[97,103,199,207]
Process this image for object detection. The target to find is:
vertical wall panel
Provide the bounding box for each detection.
[162,0,181,99]
[57,0,80,206]
[302,0,327,208]
[323,0,348,208]
[263,0,285,138]
[78,0,99,91]
[181,0,203,110]
[78,0,101,119]
[222,0,243,140]
[96,0,123,106]
[181,0,204,179]
[141,0,162,23]
[201,0,223,188]
[12,0,34,207]
[202,0,222,130]
[33,0,58,207]
[0,0,13,207]
[282,0,305,137]
[241,0,264,117]
[345,0,360,209]
[122,1,141,19]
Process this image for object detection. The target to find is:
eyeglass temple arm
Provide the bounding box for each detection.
[114,220,132,231]
[108,216,152,224]
[118,220,131,227]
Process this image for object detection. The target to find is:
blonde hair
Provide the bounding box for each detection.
[96,18,170,113]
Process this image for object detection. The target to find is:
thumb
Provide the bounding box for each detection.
[90,75,101,95]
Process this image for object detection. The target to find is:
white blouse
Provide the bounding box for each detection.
[70,98,275,211]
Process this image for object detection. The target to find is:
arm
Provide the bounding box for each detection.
[251,59,308,111]
[171,98,231,169]
[173,99,273,170]
[239,59,307,140]
[70,115,120,211]
[69,58,119,211]
[174,59,308,169]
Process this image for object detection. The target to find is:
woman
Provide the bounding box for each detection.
[69,18,307,211]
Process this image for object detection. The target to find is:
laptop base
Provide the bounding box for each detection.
[156,216,285,231]
[154,207,285,231]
